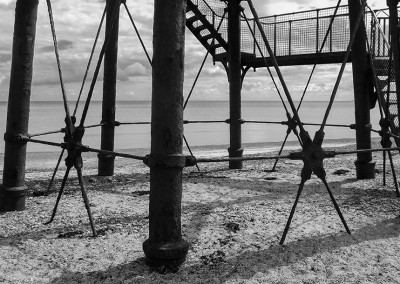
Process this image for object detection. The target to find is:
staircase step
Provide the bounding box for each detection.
[193,25,207,32]
[209,43,224,50]
[202,33,219,41]
[186,15,199,25]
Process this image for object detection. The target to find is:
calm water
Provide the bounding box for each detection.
[0,100,381,153]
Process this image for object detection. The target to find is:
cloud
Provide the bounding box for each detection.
[0,0,390,104]
[41,39,74,52]
[0,72,8,86]
[0,53,11,63]
[202,65,225,76]
[124,62,148,77]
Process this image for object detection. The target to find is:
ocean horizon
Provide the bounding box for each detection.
[0,100,381,154]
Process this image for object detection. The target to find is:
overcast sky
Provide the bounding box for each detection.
[0,0,388,103]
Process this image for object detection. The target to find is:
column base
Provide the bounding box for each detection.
[355,161,376,179]
[0,185,27,212]
[143,239,189,269]
[97,154,115,176]
[228,147,243,169]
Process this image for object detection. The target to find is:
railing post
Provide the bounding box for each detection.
[330,17,333,52]
[274,15,277,56]
[370,15,376,57]
[253,19,256,56]
[142,0,189,269]
[288,20,292,55]
[1,0,38,212]
[316,9,320,52]
[227,0,244,169]
[98,0,120,176]
[349,0,375,179]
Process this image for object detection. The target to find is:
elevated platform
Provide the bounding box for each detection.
[214,51,351,67]
[186,1,391,67]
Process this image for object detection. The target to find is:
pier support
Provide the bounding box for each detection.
[387,0,400,143]
[142,0,189,269]
[348,0,375,179]
[0,0,38,211]
[227,0,243,169]
[98,0,120,176]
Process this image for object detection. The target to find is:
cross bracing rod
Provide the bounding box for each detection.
[319,0,367,134]
[28,129,65,138]
[123,2,152,66]
[20,132,400,167]
[45,0,73,135]
[73,2,107,117]
[79,2,120,128]
[20,136,146,161]
[246,0,306,137]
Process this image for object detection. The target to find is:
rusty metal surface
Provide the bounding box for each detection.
[349,0,375,179]
[98,0,120,176]
[1,0,39,211]
[143,0,189,269]
[228,0,244,169]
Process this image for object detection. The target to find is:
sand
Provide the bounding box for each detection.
[0,139,400,283]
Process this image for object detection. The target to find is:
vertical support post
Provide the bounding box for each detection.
[98,0,120,176]
[227,0,244,169]
[387,0,400,137]
[348,0,375,179]
[0,0,38,211]
[316,9,319,52]
[142,0,189,269]
[274,15,277,56]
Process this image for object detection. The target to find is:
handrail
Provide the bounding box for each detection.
[366,5,390,48]
[187,1,396,61]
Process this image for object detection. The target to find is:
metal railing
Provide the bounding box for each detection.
[190,1,393,60]
[188,0,228,54]
[365,6,399,129]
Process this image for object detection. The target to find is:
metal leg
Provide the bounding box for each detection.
[280,179,306,245]
[321,178,351,234]
[46,149,65,195]
[383,151,387,186]
[271,132,289,172]
[387,151,400,197]
[44,165,72,225]
[76,167,97,237]
[184,135,200,171]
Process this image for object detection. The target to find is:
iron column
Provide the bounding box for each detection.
[142,0,189,269]
[227,0,243,169]
[348,0,375,179]
[98,0,120,176]
[387,0,400,138]
[0,0,38,211]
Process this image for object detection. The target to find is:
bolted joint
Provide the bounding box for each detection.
[225,118,245,124]
[101,120,120,127]
[379,118,391,128]
[353,124,372,131]
[77,144,90,153]
[224,1,244,13]
[288,151,304,160]
[144,154,196,168]
[3,133,29,144]
[288,148,336,161]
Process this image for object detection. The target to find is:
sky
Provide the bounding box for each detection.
[0,0,389,103]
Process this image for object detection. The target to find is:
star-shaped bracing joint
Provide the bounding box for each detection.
[44,116,97,237]
[279,130,350,245]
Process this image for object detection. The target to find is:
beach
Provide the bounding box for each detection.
[0,138,400,283]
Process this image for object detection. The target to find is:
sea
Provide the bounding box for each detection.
[0,100,381,154]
